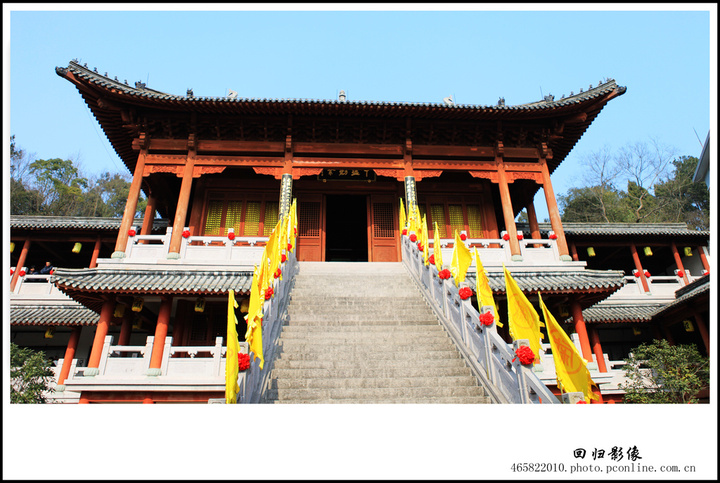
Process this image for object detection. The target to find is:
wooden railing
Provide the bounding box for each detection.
[402,235,559,404]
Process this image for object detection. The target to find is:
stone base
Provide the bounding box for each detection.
[111,251,126,259]
[511,254,523,262]
[146,368,162,376]
[84,368,99,376]
[166,252,181,260]
[560,254,573,261]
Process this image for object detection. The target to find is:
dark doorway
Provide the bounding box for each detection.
[325,195,368,261]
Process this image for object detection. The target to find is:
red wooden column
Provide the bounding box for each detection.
[89,236,102,268]
[57,326,82,387]
[139,194,156,244]
[698,246,710,273]
[496,147,522,260]
[670,242,689,285]
[525,200,542,247]
[117,308,133,346]
[167,138,197,258]
[112,146,148,258]
[569,241,580,262]
[87,298,115,370]
[693,311,709,356]
[589,327,608,372]
[538,153,570,261]
[10,239,31,291]
[630,243,650,292]
[571,300,593,362]
[148,296,173,371]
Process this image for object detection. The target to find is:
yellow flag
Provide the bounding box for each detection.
[433,221,443,269]
[406,203,417,236]
[539,293,599,402]
[450,230,472,286]
[287,198,297,253]
[473,247,503,328]
[421,215,429,265]
[225,290,240,404]
[244,265,264,370]
[503,264,544,364]
[399,198,407,234]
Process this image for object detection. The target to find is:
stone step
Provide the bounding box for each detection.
[265,385,486,401]
[277,332,451,344]
[272,357,469,370]
[286,310,435,321]
[267,396,491,404]
[270,375,479,390]
[283,318,441,326]
[279,325,446,335]
[278,338,455,350]
[287,296,428,307]
[269,366,473,379]
[274,348,461,361]
[297,262,406,274]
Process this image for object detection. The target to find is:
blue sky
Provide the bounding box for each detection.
[3,5,717,479]
[5,5,715,222]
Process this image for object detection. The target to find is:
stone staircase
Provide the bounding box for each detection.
[263,262,490,403]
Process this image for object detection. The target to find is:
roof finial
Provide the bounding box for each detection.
[187,88,194,97]
[497,97,505,107]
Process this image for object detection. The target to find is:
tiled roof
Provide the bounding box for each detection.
[465,268,626,293]
[11,215,169,232]
[576,303,665,324]
[650,275,710,318]
[58,60,624,112]
[10,304,98,327]
[516,222,709,238]
[52,267,254,295]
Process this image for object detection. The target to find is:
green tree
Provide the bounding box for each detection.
[620,339,709,404]
[654,156,709,230]
[10,343,55,404]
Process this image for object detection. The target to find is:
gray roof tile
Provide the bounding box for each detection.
[11,304,98,327]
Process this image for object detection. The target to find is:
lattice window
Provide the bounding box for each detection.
[449,205,464,236]
[373,202,394,238]
[204,200,224,235]
[467,205,484,238]
[263,201,279,236]
[226,201,243,235]
[430,204,446,238]
[243,201,262,236]
[298,202,321,237]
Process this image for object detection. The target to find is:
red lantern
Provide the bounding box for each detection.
[460,233,467,241]
[228,232,236,240]
[50,269,55,275]
[402,228,408,236]
[10,269,14,276]
[517,233,524,240]
[428,254,435,265]
[576,400,588,404]
[182,229,191,238]
[281,254,287,263]
[287,243,293,251]
[634,271,641,278]
[409,233,417,242]
[502,233,510,241]
[128,229,136,237]
[549,233,557,240]
[480,311,494,326]
[417,243,424,251]
[264,287,274,300]
[438,269,451,280]
[274,268,281,279]
[19,270,26,277]
[459,287,473,300]
[644,270,651,278]
[515,346,535,365]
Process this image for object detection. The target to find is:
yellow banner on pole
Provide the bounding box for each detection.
[450,230,472,286]
[225,290,240,404]
[539,293,599,402]
[473,247,502,327]
[504,264,544,364]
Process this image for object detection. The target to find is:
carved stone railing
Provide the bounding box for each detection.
[121,226,269,266]
[430,232,564,267]
[240,249,298,403]
[57,250,298,402]
[402,235,559,404]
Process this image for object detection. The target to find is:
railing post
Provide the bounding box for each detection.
[96,335,114,376]
[160,336,173,375]
[213,336,224,376]
[478,305,497,384]
[561,392,585,404]
[513,339,531,404]
[143,336,154,372]
[124,226,138,258]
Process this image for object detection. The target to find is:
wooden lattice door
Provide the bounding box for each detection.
[296,194,324,261]
[369,194,398,262]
